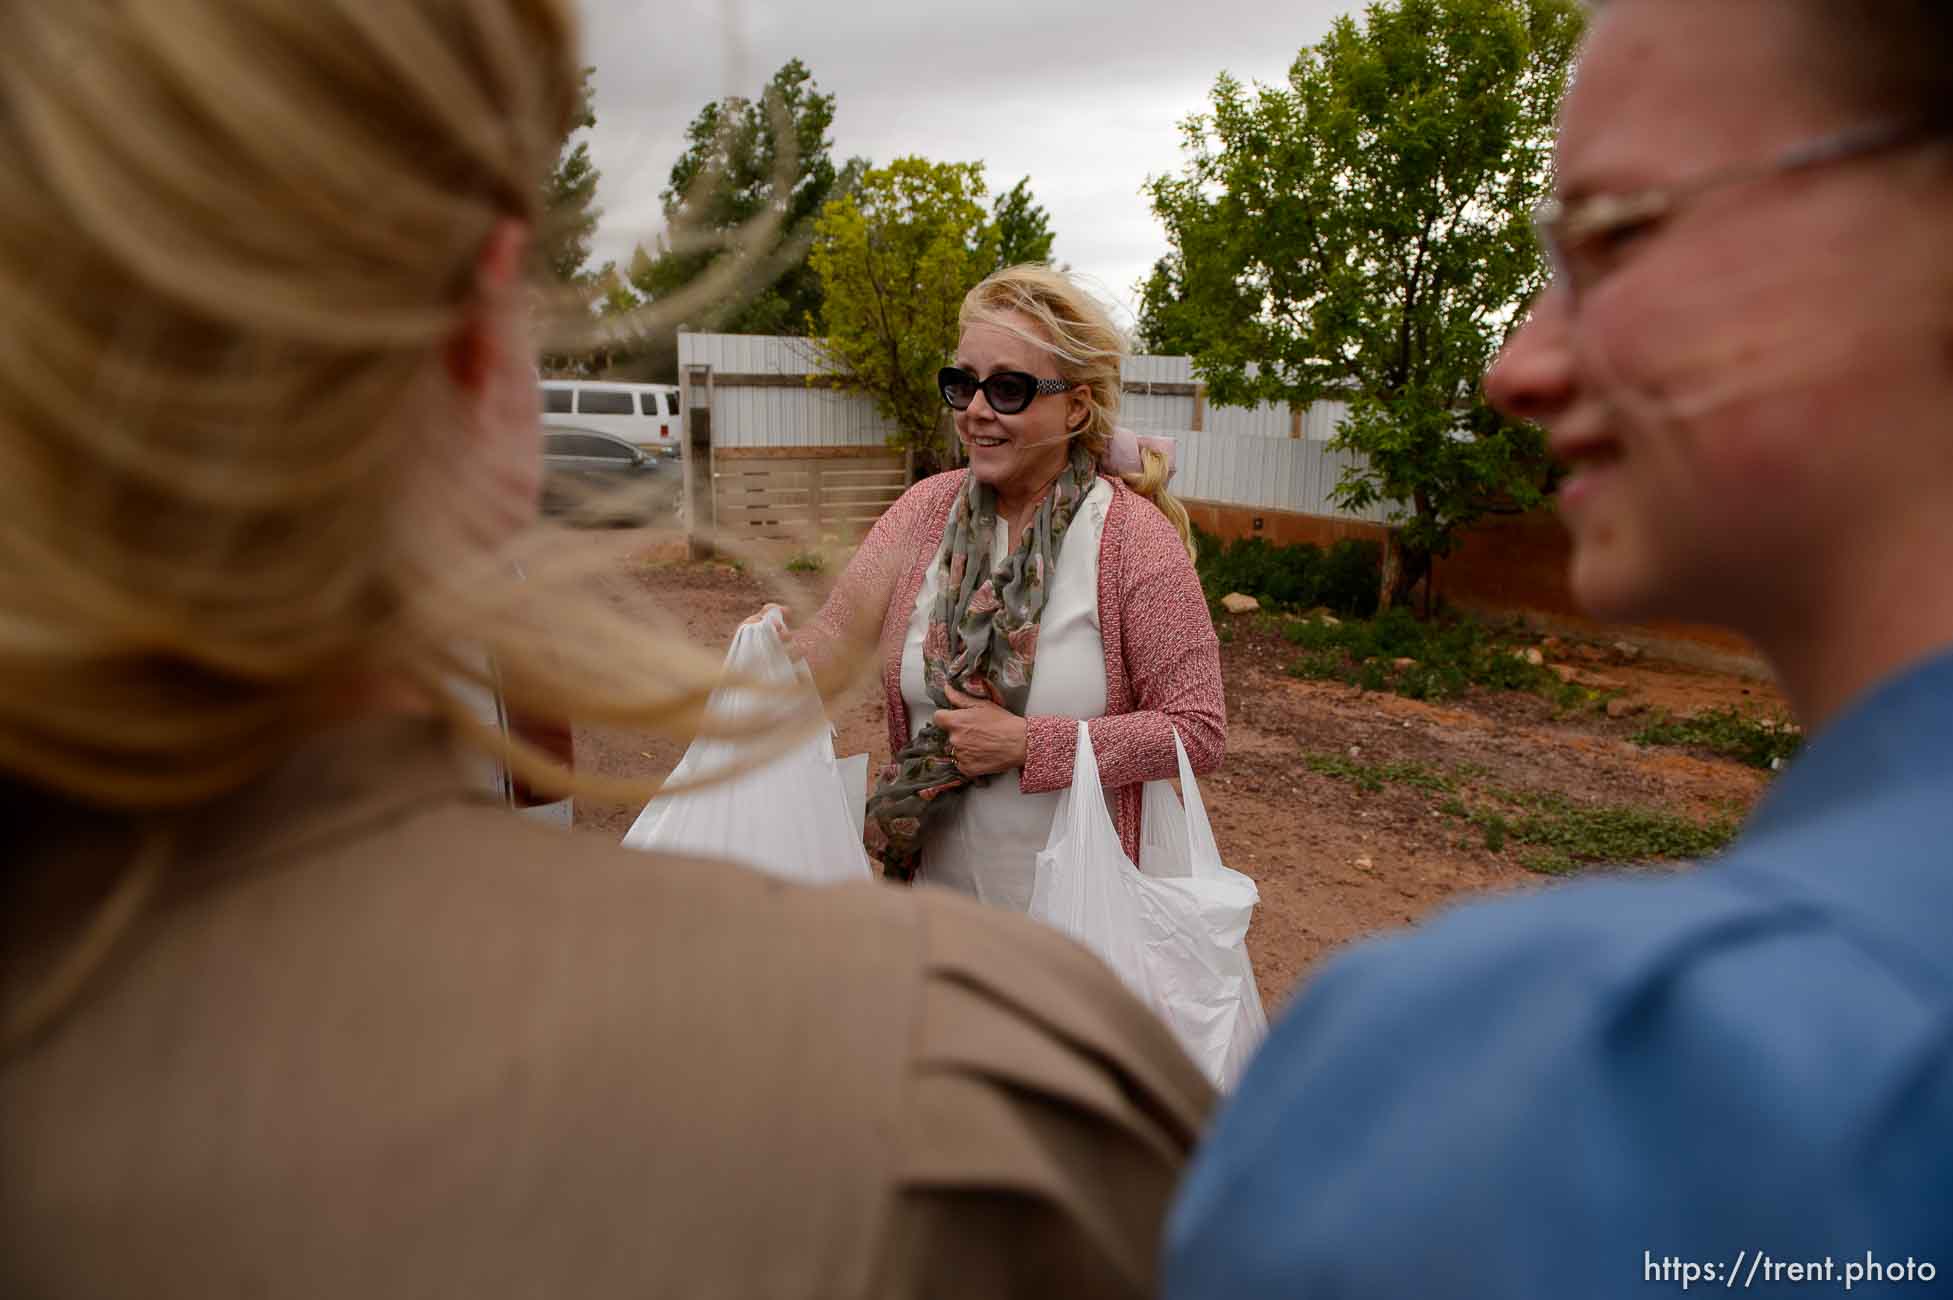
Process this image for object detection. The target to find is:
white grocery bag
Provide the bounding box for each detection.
[622,611,872,885]
[1029,725,1268,1090]
[836,753,870,843]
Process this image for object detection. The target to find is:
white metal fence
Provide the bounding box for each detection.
[677,333,893,450]
[677,332,1394,521]
[1174,427,1391,522]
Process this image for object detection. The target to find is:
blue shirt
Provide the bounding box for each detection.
[1166,652,1953,1298]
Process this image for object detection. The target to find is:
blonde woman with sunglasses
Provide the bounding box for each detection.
[0,5,1212,1295]
[769,265,1226,909]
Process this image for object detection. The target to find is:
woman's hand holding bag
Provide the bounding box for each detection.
[932,684,1029,777]
[621,611,872,885]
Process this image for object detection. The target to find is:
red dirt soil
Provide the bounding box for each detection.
[567,527,1781,1013]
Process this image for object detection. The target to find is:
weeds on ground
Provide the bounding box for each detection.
[1282,608,1563,704]
[1633,706,1802,771]
[1302,748,1738,876]
[1493,790,1737,875]
[1303,752,1457,793]
[784,551,826,575]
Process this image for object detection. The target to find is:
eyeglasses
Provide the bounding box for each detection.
[938,367,1075,415]
[1534,120,1945,303]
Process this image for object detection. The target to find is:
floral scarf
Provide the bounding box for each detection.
[865,445,1099,883]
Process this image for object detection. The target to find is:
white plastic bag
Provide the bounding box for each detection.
[622,611,872,885]
[836,753,870,843]
[1029,725,1268,1089]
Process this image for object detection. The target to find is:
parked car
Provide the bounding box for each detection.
[540,427,666,526]
[540,380,681,458]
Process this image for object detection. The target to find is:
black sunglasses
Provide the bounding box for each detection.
[938,367,1074,416]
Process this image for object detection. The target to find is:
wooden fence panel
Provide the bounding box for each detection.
[712,452,908,542]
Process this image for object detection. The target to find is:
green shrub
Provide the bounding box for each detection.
[1193,527,1381,618]
[1319,539,1384,619]
[1345,607,1424,660]
[1354,660,1391,692]
[1475,645,1553,692]
[784,551,825,574]
[1398,661,1470,701]
[1281,619,1345,651]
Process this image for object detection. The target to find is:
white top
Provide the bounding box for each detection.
[899,478,1115,911]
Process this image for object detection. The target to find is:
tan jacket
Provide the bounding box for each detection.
[1,719,1213,1298]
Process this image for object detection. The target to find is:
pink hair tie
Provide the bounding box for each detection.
[1104,427,1178,482]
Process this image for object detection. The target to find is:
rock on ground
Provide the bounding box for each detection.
[1221,592,1262,615]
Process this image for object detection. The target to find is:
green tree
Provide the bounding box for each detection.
[538,67,605,375]
[1133,254,1201,356]
[810,157,1000,476]
[563,262,649,378]
[990,176,1057,270]
[539,66,601,288]
[1148,0,1583,607]
[631,59,865,339]
[582,245,676,383]
[597,261,643,318]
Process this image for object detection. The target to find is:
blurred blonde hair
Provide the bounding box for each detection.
[0,1,779,829]
[958,265,1196,559]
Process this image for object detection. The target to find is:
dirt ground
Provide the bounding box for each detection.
[567,525,1782,1012]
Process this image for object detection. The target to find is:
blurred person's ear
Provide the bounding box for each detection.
[440,218,543,536]
[445,219,530,393]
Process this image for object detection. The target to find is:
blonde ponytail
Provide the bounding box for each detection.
[1121,448,1197,562]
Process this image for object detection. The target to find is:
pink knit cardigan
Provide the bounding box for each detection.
[797,470,1225,865]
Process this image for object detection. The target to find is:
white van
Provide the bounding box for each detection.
[540,380,682,457]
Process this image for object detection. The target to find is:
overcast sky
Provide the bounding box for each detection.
[578,0,1358,327]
